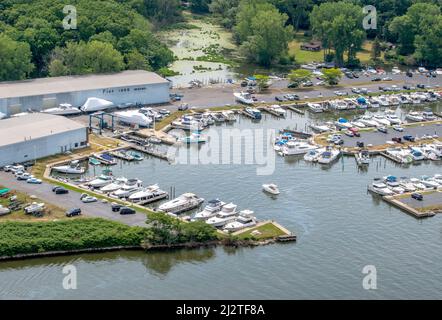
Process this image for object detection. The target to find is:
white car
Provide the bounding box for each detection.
[81,194,98,203]
[334,91,348,96]
[393,125,404,132]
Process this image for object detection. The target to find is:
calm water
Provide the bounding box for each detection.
[2,104,442,299]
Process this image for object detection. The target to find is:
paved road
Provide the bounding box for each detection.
[401,190,442,209]
[0,172,148,227]
[339,123,442,148]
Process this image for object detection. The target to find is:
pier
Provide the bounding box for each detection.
[383,191,441,218]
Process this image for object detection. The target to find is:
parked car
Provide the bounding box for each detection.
[302,81,313,87]
[406,71,413,77]
[403,85,412,90]
[349,127,360,137]
[178,103,189,111]
[120,207,136,215]
[382,77,392,81]
[403,135,415,142]
[377,126,388,133]
[334,91,348,96]
[55,187,69,195]
[66,208,82,217]
[111,203,122,212]
[351,88,361,94]
[275,96,286,102]
[417,84,425,89]
[393,125,404,132]
[392,137,402,143]
[27,178,42,184]
[411,193,423,201]
[287,82,298,88]
[345,72,354,79]
[372,77,382,82]
[81,194,97,203]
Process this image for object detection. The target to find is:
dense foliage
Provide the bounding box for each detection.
[0,0,176,80]
[0,219,147,257]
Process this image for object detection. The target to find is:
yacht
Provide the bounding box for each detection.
[377,96,390,107]
[281,141,317,156]
[269,105,287,117]
[172,115,204,131]
[206,202,238,227]
[111,179,143,198]
[355,150,370,166]
[100,177,128,193]
[399,95,412,104]
[332,100,349,110]
[115,110,153,127]
[351,120,366,128]
[421,145,440,160]
[410,94,422,104]
[316,147,340,164]
[158,193,204,214]
[211,112,226,123]
[409,147,425,161]
[234,92,254,105]
[422,110,436,121]
[307,103,324,113]
[405,111,424,122]
[372,114,391,126]
[385,113,402,125]
[244,107,262,120]
[223,210,257,232]
[52,161,86,174]
[309,124,331,133]
[128,184,168,204]
[262,183,280,195]
[368,98,380,108]
[368,180,394,196]
[87,174,114,188]
[359,115,378,127]
[42,103,81,116]
[389,96,401,106]
[192,199,226,221]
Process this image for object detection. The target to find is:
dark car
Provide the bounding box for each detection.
[403,85,412,90]
[411,193,423,201]
[345,72,354,79]
[403,135,415,142]
[55,187,69,195]
[417,84,425,89]
[178,103,189,111]
[352,72,360,78]
[287,82,298,88]
[372,77,382,82]
[378,86,385,91]
[120,207,136,215]
[111,203,122,212]
[275,96,285,102]
[66,208,81,217]
[52,186,62,192]
[406,71,413,77]
[377,127,388,134]
[392,137,402,143]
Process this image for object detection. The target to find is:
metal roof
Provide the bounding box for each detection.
[0,70,168,99]
[0,113,86,147]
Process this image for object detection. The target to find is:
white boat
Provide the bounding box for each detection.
[358,115,378,127]
[206,203,238,227]
[180,132,207,144]
[192,199,226,221]
[405,111,424,122]
[128,184,168,204]
[158,193,204,214]
[368,181,394,196]
[334,118,352,129]
[383,176,405,194]
[309,124,331,133]
[0,112,6,120]
[115,110,152,127]
[410,94,421,104]
[421,145,440,160]
[87,174,114,188]
[410,178,427,190]
[410,147,425,161]
[316,147,340,164]
[351,121,366,128]
[172,115,205,131]
[244,107,262,120]
[269,105,287,117]
[112,179,143,198]
[80,97,113,112]
[262,183,280,195]
[422,110,436,121]
[24,202,45,214]
[100,177,128,193]
[234,92,254,105]
[307,103,324,113]
[223,210,257,232]
[372,114,391,126]
[385,148,413,164]
[377,96,390,107]
[332,100,349,110]
[399,179,417,192]
[281,141,317,156]
[52,161,86,174]
[420,176,439,188]
[42,104,81,116]
[355,150,370,166]
[385,114,401,125]
[222,110,236,121]
[304,148,323,162]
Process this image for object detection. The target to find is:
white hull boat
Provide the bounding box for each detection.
[158,193,204,214]
[262,183,280,195]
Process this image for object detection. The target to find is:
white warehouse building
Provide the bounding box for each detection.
[0,70,170,116]
[0,114,88,167]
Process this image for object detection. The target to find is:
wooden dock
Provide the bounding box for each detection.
[286,104,305,114]
[383,195,436,218]
[130,145,170,161]
[380,151,407,164]
[259,107,284,117]
[239,109,257,119]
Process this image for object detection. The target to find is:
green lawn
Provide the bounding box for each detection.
[236,222,286,240]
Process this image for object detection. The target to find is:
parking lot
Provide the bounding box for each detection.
[0,171,148,227]
[339,123,442,148]
[399,190,442,210]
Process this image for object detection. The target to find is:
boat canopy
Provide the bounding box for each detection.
[0,188,10,196]
[385,175,397,182]
[337,118,348,123]
[357,97,366,103]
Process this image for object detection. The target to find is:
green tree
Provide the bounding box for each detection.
[238,3,293,66]
[288,69,312,87]
[189,0,211,13]
[272,0,313,31]
[310,1,365,66]
[209,0,240,29]
[0,34,34,81]
[125,49,150,70]
[321,68,343,85]
[254,74,270,91]
[371,37,382,60]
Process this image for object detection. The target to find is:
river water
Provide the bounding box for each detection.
[1,104,442,299]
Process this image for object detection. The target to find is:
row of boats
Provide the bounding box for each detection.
[369,174,442,196]
[171,110,237,131]
[307,92,441,113]
[384,144,442,163]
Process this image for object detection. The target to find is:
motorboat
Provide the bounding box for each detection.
[385,148,413,164]
[234,91,254,105]
[24,202,45,214]
[409,147,425,161]
[420,176,440,189]
[332,100,349,110]
[372,114,390,126]
[410,94,422,104]
[334,118,352,129]
[206,202,238,227]
[192,199,226,221]
[399,95,412,104]
[158,193,204,214]
[222,110,236,121]
[355,150,370,166]
[244,107,262,120]
[385,113,402,125]
[115,110,153,127]
[87,174,114,188]
[262,183,280,195]
[307,103,324,113]
[316,147,340,164]
[89,157,101,165]
[421,145,440,160]
[80,97,113,112]
[94,153,117,165]
[351,121,366,128]
[127,151,144,161]
[112,179,143,198]
[309,124,331,133]
[383,176,405,194]
[42,103,82,116]
[223,210,257,232]
[172,115,205,131]
[410,178,427,190]
[0,112,6,120]
[422,110,436,121]
[269,105,287,117]
[52,161,86,174]
[368,181,394,196]
[128,184,168,204]
[304,148,323,162]
[359,115,378,127]
[399,179,417,192]
[377,96,390,107]
[181,131,207,144]
[281,141,317,156]
[100,177,128,193]
[405,111,424,122]
[140,107,162,121]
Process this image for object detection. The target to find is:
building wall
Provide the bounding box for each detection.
[0,128,88,166]
[0,82,170,116]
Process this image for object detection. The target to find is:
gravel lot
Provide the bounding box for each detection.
[400,190,442,209]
